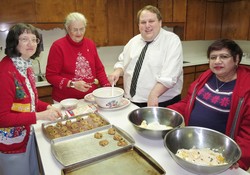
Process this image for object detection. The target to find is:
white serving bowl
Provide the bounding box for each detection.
[60,98,78,110]
[92,87,124,108]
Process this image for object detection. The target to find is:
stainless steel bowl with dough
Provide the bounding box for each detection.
[164,126,241,175]
[128,107,184,140]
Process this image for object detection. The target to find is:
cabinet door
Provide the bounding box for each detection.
[182,66,195,98]
[222,1,250,40]
[37,86,53,104]
[77,0,108,46]
[158,0,186,23]
[0,0,36,23]
[205,2,223,40]
[158,0,173,22]
[107,0,134,45]
[35,0,76,23]
[195,64,209,79]
[185,0,206,40]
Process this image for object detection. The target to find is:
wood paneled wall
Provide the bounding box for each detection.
[0,0,249,46]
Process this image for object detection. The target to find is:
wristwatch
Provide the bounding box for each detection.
[69,81,75,88]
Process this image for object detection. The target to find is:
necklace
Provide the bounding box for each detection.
[215,77,227,92]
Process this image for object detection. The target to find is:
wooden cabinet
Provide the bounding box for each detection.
[37,85,53,104]
[181,64,209,98]
[107,0,134,45]
[182,66,195,98]
[0,0,36,23]
[221,0,250,40]
[205,1,223,40]
[185,0,207,40]
[158,0,187,23]
[35,0,76,23]
[195,64,209,79]
[1,0,250,43]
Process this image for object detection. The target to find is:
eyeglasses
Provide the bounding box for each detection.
[19,37,40,44]
[70,27,85,34]
[209,54,232,61]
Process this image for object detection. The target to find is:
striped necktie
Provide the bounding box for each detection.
[130,41,151,97]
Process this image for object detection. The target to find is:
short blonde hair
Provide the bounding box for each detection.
[64,12,87,31]
[137,5,162,24]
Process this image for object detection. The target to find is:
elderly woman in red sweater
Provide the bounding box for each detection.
[168,39,250,171]
[0,23,61,175]
[46,12,111,103]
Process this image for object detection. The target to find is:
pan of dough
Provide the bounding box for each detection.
[61,145,165,175]
[51,125,135,167]
[42,112,110,141]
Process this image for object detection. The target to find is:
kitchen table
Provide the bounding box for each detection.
[33,100,249,175]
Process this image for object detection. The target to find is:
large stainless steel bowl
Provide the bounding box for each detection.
[128,107,184,140]
[164,126,241,175]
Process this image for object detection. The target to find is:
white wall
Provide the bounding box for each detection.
[1,28,250,75]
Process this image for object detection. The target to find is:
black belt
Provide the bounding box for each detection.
[132,94,181,108]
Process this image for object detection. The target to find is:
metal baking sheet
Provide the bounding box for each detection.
[61,146,165,175]
[51,125,135,167]
[42,112,110,141]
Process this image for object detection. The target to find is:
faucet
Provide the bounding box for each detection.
[35,58,42,76]
[34,58,45,82]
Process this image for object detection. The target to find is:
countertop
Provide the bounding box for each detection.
[33,100,249,175]
[36,56,250,88]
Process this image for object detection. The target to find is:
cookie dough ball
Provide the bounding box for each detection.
[117,140,128,147]
[113,134,122,141]
[99,139,109,147]
[108,128,116,135]
[94,132,103,139]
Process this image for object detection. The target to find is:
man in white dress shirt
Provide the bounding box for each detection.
[109,5,183,107]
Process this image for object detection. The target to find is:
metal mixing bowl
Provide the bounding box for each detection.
[164,126,241,175]
[128,107,184,140]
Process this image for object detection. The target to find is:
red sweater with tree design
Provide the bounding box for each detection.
[0,57,48,153]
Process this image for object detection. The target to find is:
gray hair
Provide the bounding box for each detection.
[64,12,87,31]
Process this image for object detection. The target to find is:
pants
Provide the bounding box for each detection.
[132,94,181,108]
[0,130,39,175]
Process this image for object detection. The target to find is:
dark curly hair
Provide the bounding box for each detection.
[5,23,42,59]
[207,39,243,63]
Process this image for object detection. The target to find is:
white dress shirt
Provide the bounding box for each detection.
[114,28,183,103]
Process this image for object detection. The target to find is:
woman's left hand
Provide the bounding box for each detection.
[74,80,92,92]
[230,162,239,169]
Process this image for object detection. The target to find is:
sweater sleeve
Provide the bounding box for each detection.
[46,41,70,89]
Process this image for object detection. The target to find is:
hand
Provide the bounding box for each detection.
[74,80,92,92]
[108,68,123,85]
[36,106,62,121]
[147,94,159,107]
[230,162,239,169]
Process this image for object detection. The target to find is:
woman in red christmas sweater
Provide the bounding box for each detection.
[46,12,111,103]
[0,23,61,175]
[168,39,250,170]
